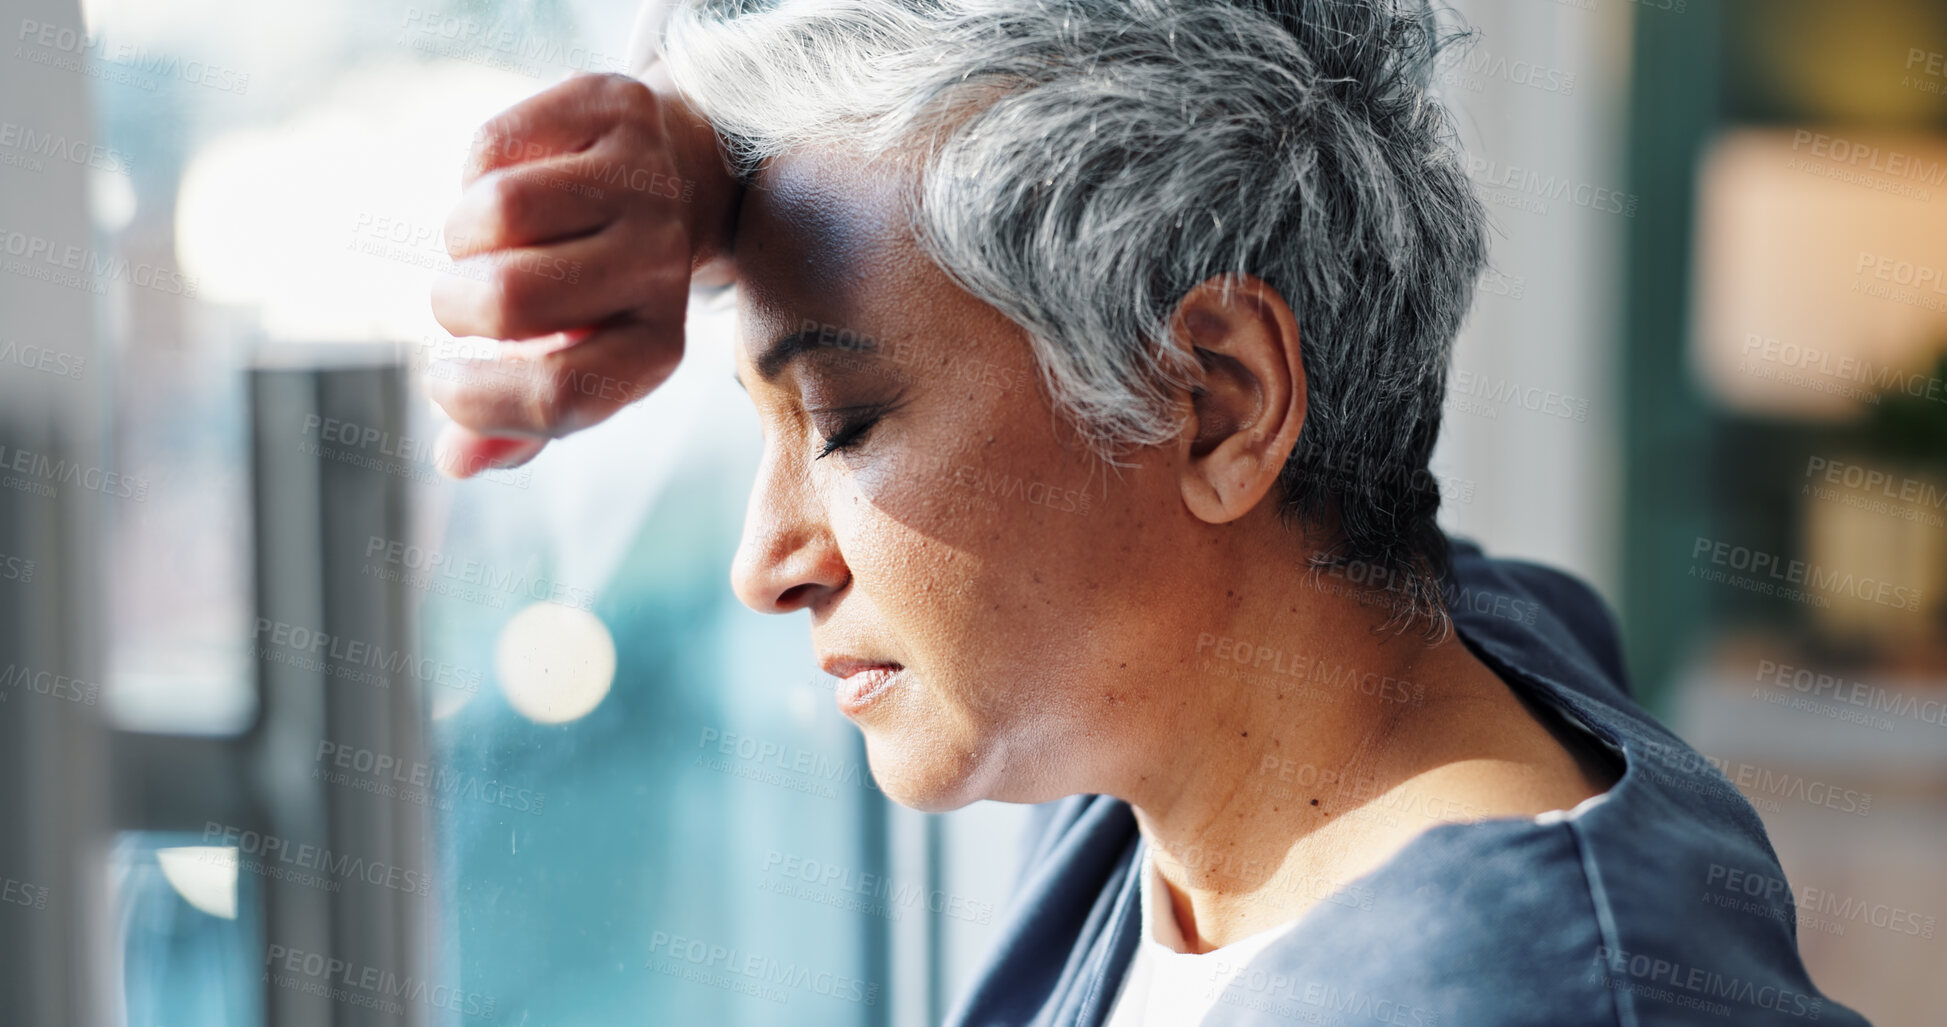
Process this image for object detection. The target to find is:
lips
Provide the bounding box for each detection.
[821,657,901,679]
[821,657,904,716]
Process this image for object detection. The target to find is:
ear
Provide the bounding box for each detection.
[1170,273,1306,525]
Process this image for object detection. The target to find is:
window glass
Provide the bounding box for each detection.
[112,832,262,1026]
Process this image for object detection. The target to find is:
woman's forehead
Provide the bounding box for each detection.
[731,149,942,335]
[737,150,918,275]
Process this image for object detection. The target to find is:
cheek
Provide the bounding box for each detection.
[841,375,1104,557]
[825,435,1138,731]
[819,454,976,646]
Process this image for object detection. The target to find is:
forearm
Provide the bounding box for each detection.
[630,0,739,287]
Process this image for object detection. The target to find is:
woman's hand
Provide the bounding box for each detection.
[427,65,740,477]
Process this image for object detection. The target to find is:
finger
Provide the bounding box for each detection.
[430,217,689,342]
[445,157,616,261]
[423,317,685,440]
[432,424,548,479]
[462,73,661,188]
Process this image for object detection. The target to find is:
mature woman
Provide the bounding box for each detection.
[428,0,1871,1023]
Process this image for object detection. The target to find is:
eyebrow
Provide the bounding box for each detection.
[733,325,883,390]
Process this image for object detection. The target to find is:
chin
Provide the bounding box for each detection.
[857,732,984,813]
[857,710,1080,812]
[852,713,1012,813]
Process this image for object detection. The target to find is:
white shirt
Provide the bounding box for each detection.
[1101,847,1300,1027]
[1103,783,1616,1026]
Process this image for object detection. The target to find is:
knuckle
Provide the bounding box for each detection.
[473,111,522,160]
[475,265,521,337]
[597,74,661,136]
[429,280,468,334]
[523,367,567,435]
[633,254,687,309]
[483,263,534,337]
[488,174,530,241]
[442,206,476,258]
[596,71,653,107]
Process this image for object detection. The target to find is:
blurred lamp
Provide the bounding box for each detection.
[495,601,617,725]
[1692,128,1947,419]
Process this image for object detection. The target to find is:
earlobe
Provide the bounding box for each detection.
[1171,274,1305,526]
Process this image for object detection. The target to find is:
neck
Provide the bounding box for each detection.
[1103,545,1508,952]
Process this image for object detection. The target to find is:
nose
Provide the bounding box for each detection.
[730,445,850,615]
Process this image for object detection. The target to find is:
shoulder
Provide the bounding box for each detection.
[1208,810,1872,1026]
[1446,536,1632,702]
[1201,818,1612,1026]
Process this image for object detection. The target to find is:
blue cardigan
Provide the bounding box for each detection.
[942,540,1873,1026]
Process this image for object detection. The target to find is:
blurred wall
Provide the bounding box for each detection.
[1432,0,1632,605]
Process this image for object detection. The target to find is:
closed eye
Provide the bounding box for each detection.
[809,399,900,460]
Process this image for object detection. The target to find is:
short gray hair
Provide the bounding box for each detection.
[663,0,1489,632]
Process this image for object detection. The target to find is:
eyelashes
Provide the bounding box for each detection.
[809,396,904,460]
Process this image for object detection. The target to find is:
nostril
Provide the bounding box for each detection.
[775,581,821,612]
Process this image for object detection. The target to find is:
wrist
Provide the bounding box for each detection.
[642,63,741,279]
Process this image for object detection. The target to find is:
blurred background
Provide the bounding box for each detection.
[0,0,1942,1023]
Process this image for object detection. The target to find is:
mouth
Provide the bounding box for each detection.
[821,657,905,717]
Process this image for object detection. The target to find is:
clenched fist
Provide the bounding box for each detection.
[427,63,740,477]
